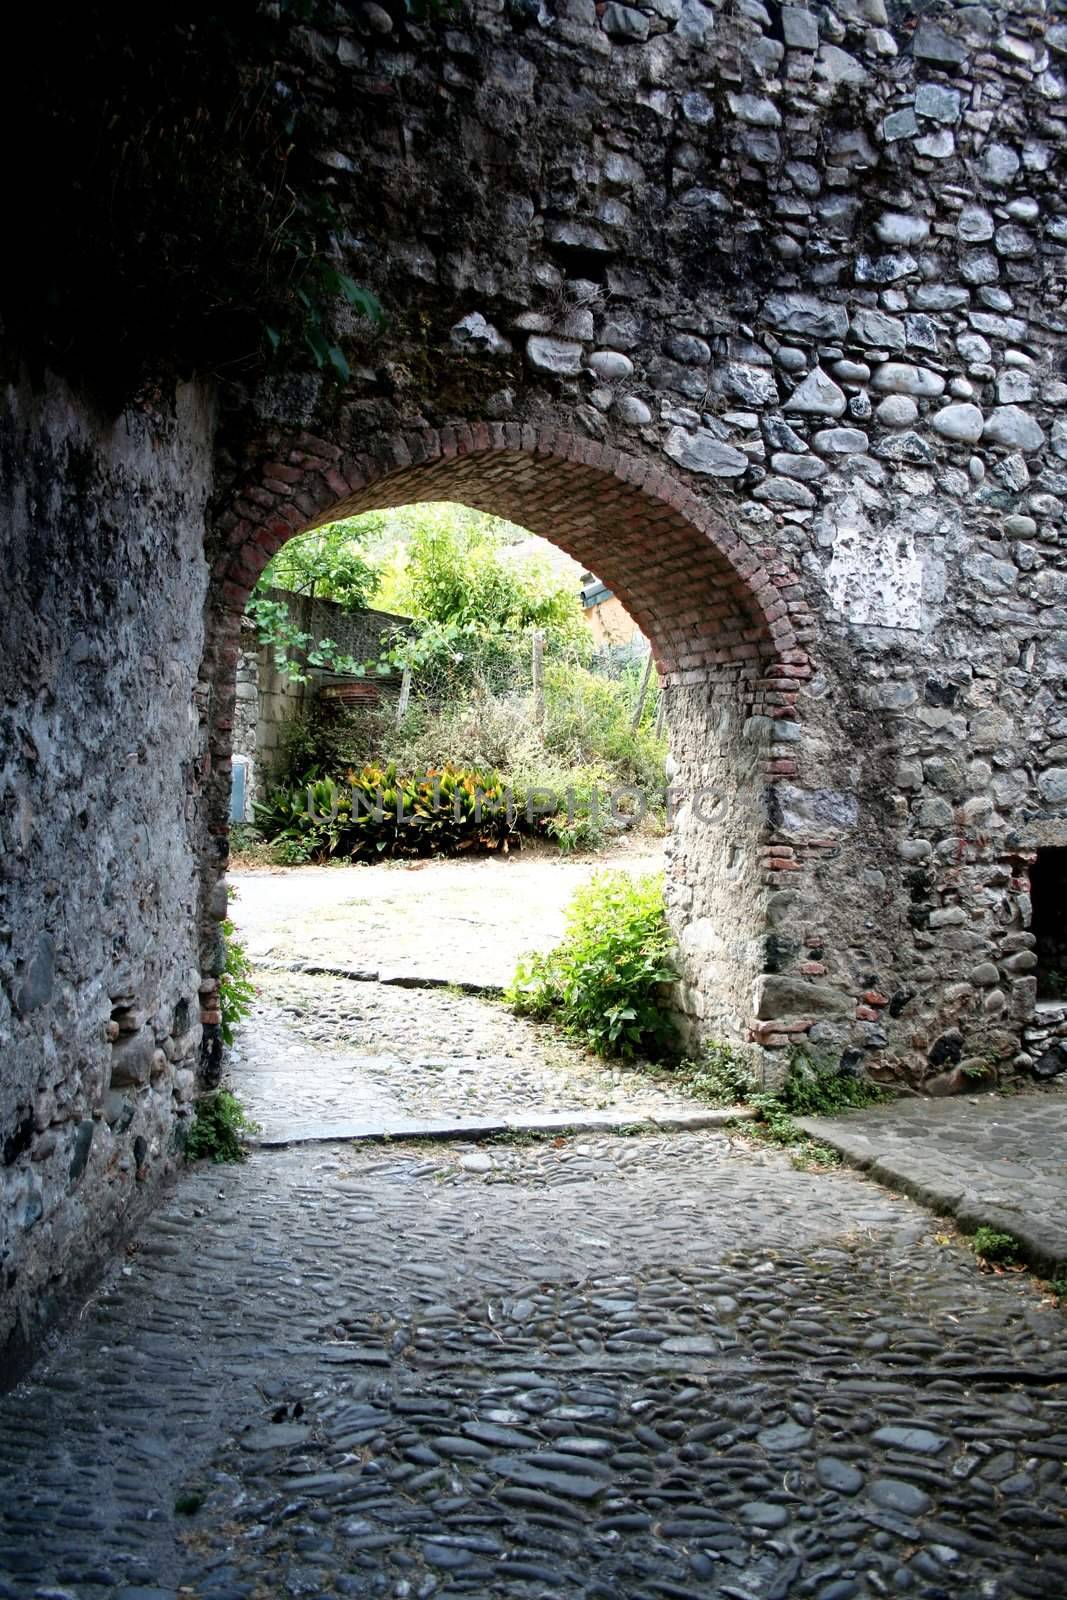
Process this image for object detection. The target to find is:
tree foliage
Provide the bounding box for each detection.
[259,520,380,609]
[249,503,593,693]
[368,504,591,695]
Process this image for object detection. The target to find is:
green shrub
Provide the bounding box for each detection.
[507,871,679,1059]
[219,920,256,1047]
[971,1226,1020,1266]
[184,1089,260,1163]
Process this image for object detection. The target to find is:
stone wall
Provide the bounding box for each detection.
[0,372,215,1370]
[201,0,1067,1091]
[232,595,412,810]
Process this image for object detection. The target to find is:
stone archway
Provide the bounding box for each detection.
[198,422,827,1078]
[9,0,1067,1374]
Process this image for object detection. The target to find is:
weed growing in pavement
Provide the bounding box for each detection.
[770,1047,894,1118]
[662,1041,890,1170]
[745,1050,890,1171]
[971,1226,1022,1266]
[669,1041,757,1105]
[184,1089,260,1164]
[488,1127,578,1147]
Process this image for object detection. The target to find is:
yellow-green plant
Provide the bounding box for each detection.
[253,763,531,862]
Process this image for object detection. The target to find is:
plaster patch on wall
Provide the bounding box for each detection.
[824,500,923,630]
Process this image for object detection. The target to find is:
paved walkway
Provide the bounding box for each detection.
[2,1128,1066,1600]
[229,844,662,992]
[799,1089,1067,1275]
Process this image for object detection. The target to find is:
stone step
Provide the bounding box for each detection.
[252,957,502,995]
[255,1105,753,1149]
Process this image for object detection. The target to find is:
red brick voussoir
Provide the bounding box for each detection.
[213,424,810,685]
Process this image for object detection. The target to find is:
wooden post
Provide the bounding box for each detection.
[631,650,654,731]
[395,666,412,725]
[654,693,666,740]
[531,629,545,725]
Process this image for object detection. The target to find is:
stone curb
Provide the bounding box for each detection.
[255,1106,754,1150]
[794,1114,1067,1277]
[252,958,503,996]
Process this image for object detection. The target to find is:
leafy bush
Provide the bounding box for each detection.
[184,1089,260,1164]
[971,1227,1020,1266]
[219,920,256,1046]
[507,871,679,1059]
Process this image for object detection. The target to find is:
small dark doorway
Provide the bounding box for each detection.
[1032,848,1067,1000]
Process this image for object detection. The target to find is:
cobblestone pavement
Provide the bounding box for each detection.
[229,971,706,1143]
[797,1090,1067,1276]
[2,1127,1067,1599]
[229,845,662,992]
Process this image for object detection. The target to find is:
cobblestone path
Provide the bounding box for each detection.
[229,971,707,1143]
[229,847,662,993]
[2,1126,1066,1599]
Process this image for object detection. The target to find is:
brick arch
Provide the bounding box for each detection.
[200,421,818,1078]
[212,423,811,686]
